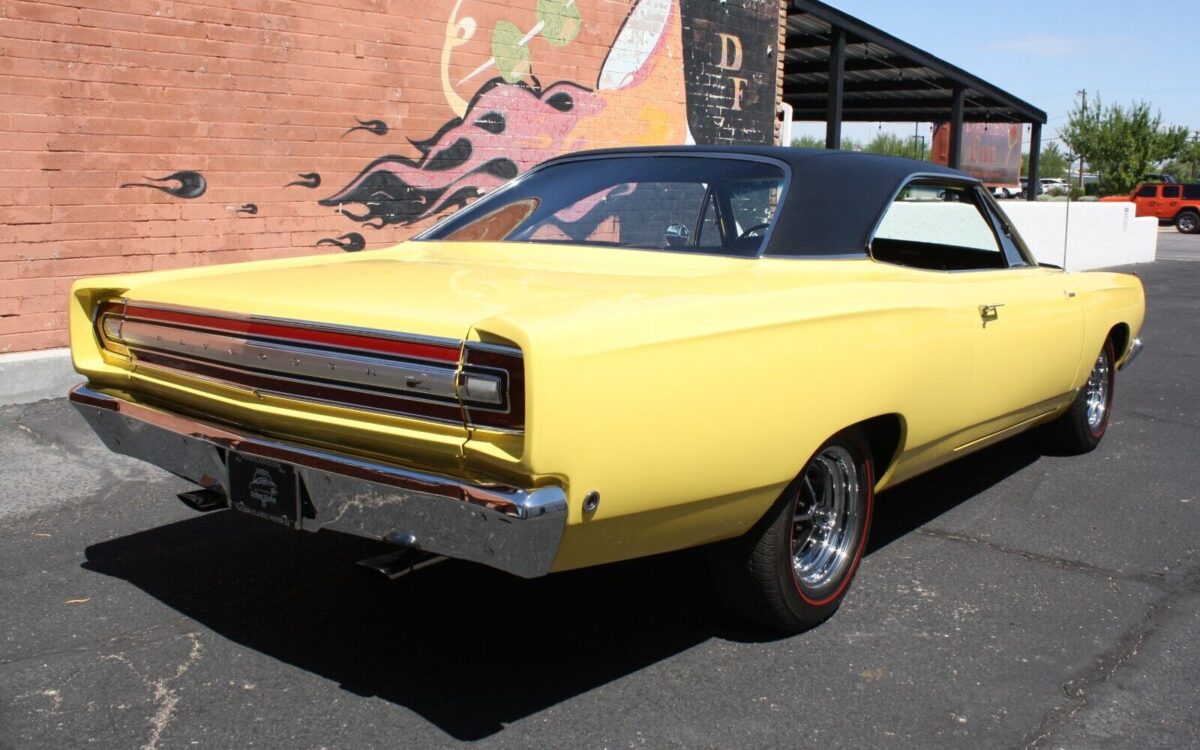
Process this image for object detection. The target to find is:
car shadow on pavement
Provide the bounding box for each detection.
[82,432,1044,740]
[868,430,1043,554]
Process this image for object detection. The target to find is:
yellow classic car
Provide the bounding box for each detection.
[69,147,1145,631]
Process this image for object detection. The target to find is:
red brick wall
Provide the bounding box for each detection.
[0,0,780,353]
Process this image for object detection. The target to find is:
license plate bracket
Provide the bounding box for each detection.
[228,452,300,526]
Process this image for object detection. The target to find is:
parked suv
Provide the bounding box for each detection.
[1101,182,1200,233]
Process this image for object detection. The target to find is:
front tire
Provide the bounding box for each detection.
[710,428,874,632]
[1177,210,1199,234]
[1046,340,1115,454]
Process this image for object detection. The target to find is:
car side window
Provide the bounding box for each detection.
[870,183,1007,271]
[1184,185,1200,200]
[1163,185,1181,199]
[1137,185,1158,198]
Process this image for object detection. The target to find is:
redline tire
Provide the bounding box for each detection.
[1046,339,1116,454]
[710,428,875,632]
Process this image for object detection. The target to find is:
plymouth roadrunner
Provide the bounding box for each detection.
[69,147,1145,631]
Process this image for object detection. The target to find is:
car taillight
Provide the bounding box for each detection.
[94,299,128,356]
[461,344,524,432]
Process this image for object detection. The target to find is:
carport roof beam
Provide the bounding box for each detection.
[785,0,1047,127]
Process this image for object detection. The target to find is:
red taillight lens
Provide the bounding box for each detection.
[94,299,128,356]
[461,344,524,432]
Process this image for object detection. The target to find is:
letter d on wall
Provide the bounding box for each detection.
[716,32,743,70]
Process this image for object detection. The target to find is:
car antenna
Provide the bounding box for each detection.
[1062,154,1074,269]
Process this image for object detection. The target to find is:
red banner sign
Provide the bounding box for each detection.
[931,123,1022,185]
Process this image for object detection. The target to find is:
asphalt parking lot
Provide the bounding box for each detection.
[2,238,1198,749]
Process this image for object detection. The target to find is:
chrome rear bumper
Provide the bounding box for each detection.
[69,385,567,578]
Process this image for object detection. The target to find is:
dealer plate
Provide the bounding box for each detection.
[228,452,299,526]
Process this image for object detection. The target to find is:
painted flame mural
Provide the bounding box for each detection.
[119,0,779,250]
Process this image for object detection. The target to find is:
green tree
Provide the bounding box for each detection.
[863,132,928,160]
[791,132,928,160]
[1059,93,1189,194]
[1159,136,1200,182]
[790,134,826,149]
[790,135,865,151]
[1021,141,1071,179]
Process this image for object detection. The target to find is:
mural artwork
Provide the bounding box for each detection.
[118,0,778,252]
[285,173,322,189]
[119,170,208,199]
[344,118,390,137]
[316,233,367,252]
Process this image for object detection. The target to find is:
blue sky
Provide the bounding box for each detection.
[792,1,1198,149]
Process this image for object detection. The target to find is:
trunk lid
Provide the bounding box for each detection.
[110,241,753,478]
[126,241,751,339]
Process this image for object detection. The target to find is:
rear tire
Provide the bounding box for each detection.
[1177,210,1199,234]
[710,428,874,632]
[1045,340,1115,454]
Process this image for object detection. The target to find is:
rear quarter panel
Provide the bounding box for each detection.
[474,259,982,571]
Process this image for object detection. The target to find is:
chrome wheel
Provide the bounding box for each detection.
[1084,349,1111,433]
[791,445,861,589]
[710,428,874,631]
[1178,212,1198,234]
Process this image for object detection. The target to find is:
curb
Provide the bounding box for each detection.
[0,348,82,405]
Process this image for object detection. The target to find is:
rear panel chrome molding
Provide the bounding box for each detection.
[70,384,566,578]
[122,318,463,400]
[100,301,523,432]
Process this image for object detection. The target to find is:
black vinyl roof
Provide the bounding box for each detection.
[785,0,1047,125]
[535,146,978,257]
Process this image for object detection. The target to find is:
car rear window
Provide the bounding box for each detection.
[1183,185,1200,200]
[418,156,787,257]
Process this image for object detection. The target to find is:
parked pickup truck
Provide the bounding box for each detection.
[1101,182,1200,233]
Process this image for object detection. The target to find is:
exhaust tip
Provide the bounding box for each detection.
[177,488,228,513]
[357,548,447,580]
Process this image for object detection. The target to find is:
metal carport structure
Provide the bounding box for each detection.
[782,0,1048,199]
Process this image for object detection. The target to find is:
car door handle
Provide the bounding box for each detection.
[979,304,1004,326]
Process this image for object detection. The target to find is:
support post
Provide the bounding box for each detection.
[948,85,965,169]
[1027,122,1042,201]
[825,26,844,149]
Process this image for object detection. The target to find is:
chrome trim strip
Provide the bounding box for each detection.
[122,319,463,401]
[127,300,471,353]
[466,341,526,357]
[69,384,566,578]
[1118,337,1143,371]
[131,359,470,429]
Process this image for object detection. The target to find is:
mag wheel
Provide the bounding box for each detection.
[1046,340,1115,454]
[1176,211,1199,234]
[710,428,874,632]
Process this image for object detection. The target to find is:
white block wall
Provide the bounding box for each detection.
[1000,201,1158,271]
